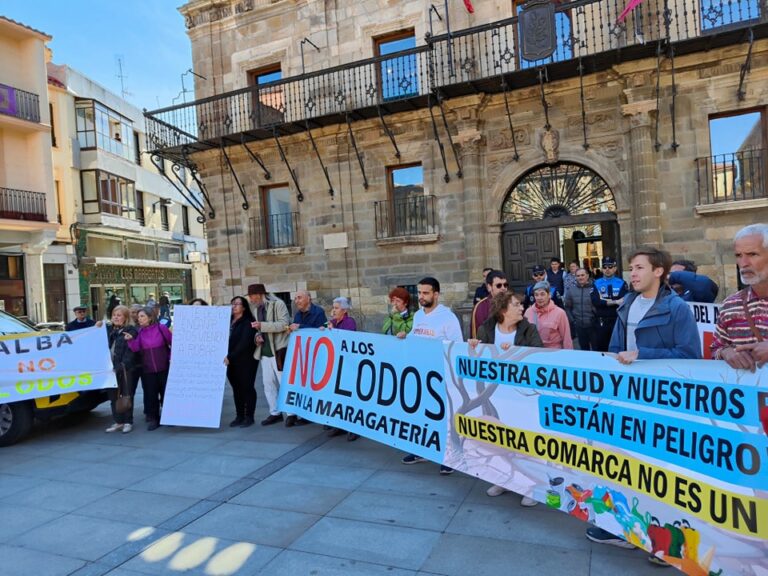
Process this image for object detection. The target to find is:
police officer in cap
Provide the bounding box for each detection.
[524,264,564,311]
[590,256,628,351]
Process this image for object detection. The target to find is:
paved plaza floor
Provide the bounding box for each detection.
[0,390,665,576]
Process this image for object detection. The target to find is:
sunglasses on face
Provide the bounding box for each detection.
[603,264,616,269]
[494,282,509,288]
[533,272,545,277]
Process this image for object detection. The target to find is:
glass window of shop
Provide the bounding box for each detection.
[87,235,124,258]
[129,284,156,307]
[158,244,182,264]
[126,240,155,261]
[0,255,26,317]
[160,284,183,306]
[90,285,126,320]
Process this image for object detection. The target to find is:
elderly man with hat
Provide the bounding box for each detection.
[66,305,96,331]
[590,255,628,352]
[382,287,414,338]
[246,283,294,426]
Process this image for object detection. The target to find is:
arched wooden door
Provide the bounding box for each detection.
[500,162,619,293]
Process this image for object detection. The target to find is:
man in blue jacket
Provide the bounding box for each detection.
[586,247,700,562]
[668,259,719,303]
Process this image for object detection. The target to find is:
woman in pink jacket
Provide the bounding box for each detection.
[124,306,172,430]
[523,281,573,350]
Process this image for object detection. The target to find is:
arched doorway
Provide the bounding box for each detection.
[500,162,619,293]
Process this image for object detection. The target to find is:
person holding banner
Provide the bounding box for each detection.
[402,277,462,474]
[224,296,258,427]
[124,307,172,431]
[712,223,768,372]
[327,296,360,441]
[104,305,138,434]
[588,247,700,561]
[524,281,573,350]
[382,287,413,338]
[606,248,701,364]
[471,291,543,504]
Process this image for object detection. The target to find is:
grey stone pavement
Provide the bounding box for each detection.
[0,390,665,576]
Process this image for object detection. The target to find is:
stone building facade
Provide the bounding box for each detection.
[147,0,768,329]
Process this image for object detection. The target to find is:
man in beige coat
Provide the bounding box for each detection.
[246,284,293,426]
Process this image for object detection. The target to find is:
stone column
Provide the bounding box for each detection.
[456,127,487,297]
[621,100,663,247]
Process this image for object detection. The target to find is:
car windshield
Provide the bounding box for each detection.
[0,311,35,336]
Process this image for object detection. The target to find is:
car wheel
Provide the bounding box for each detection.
[0,401,34,447]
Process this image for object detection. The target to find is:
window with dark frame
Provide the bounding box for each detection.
[374,30,418,102]
[182,205,190,235]
[160,203,169,231]
[250,184,296,250]
[136,191,145,225]
[247,64,284,126]
[133,131,142,164]
[55,180,62,224]
[386,164,426,236]
[49,103,57,147]
[80,169,137,218]
[701,109,767,203]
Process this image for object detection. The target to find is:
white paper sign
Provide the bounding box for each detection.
[161,305,230,428]
[686,301,720,359]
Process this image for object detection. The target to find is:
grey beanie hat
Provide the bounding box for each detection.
[532,280,550,293]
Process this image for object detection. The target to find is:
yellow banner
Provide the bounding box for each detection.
[455,413,768,539]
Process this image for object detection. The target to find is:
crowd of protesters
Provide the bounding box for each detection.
[71,222,766,564]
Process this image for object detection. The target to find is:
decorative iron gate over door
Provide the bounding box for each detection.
[500,162,619,293]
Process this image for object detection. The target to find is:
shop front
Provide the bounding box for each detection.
[80,264,191,320]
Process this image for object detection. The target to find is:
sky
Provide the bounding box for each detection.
[2,0,192,112]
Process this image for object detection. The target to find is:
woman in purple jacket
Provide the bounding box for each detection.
[124,306,172,431]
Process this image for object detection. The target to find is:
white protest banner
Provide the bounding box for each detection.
[0,326,115,402]
[161,305,230,428]
[687,301,720,359]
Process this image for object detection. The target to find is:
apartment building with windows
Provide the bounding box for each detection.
[146,0,767,328]
[0,16,59,322]
[48,63,211,319]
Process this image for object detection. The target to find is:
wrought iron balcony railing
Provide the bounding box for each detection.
[375,195,437,239]
[0,84,41,123]
[0,187,47,221]
[696,148,767,204]
[146,0,765,154]
[249,212,301,250]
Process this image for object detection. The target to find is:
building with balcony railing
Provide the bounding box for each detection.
[0,16,59,322]
[146,0,768,323]
[46,63,212,320]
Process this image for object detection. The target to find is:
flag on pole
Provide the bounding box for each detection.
[618,0,644,21]
[463,0,475,14]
